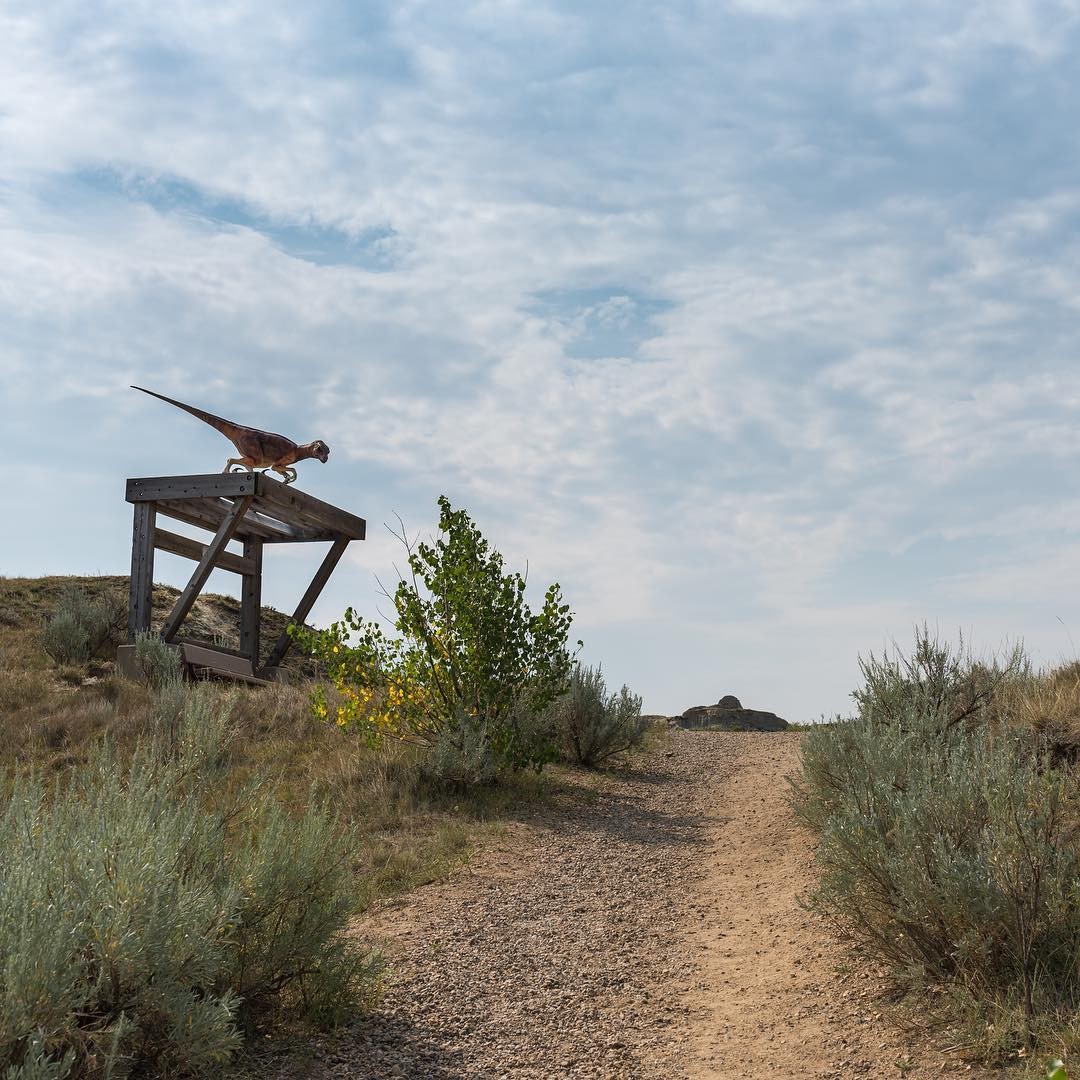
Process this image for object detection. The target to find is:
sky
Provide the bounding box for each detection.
[3,1,1080,722]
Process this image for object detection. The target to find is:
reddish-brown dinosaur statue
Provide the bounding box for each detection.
[131,386,330,485]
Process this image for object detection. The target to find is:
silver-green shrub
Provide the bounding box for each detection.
[550,664,647,767]
[792,631,1078,1050]
[851,624,1027,733]
[0,688,379,1078]
[422,711,501,786]
[132,631,184,690]
[40,612,89,666]
[40,588,125,666]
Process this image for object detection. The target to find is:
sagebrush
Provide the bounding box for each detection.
[792,628,1080,1059]
[132,631,184,690]
[40,586,125,666]
[0,686,379,1079]
[549,664,648,767]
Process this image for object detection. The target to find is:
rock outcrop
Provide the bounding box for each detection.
[674,696,789,732]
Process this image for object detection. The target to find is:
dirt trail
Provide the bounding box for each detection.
[262,731,997,1079]
[680,734,996,1079]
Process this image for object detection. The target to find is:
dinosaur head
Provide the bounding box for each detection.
[309,440,330,464]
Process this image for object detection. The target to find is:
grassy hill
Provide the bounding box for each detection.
[0,572,536,868]
[0,574,318,770]
[0,573,315,673]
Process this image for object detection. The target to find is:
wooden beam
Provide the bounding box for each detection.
[154,498,291,542]
[179,643,255,677]
[161,496,253,642]
[240,536,263,664]
[178,644,272,686]
[154,527,255,576]
[127,501,156,643]
[243,506,311,542]
[128,472,360,541]
[155,498,239,534]
[261,537,350,671]
[127,473,260,502]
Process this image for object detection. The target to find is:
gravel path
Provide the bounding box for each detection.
[261,731,1003,1079]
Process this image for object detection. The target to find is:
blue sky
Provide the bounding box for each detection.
[3,0,1080,720]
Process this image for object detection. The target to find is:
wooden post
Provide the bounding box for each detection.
[261,537,350,672]
[128,502,156,642]
[161,496,253,642]
[240,537,263,665]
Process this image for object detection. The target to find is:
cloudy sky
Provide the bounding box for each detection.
[3,1,1080,720]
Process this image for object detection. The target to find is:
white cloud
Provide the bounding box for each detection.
[3,1,1080,718]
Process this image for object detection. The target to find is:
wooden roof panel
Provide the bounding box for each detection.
[253,479,367,540]
[127,473,366,543]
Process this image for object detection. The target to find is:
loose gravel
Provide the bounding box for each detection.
[264,729,737,1079]
[259,731,1005,1079]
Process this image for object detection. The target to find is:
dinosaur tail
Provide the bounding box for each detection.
[130,385,238,437]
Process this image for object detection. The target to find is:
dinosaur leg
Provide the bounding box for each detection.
[271,465,298,485]
[225,457,257,474]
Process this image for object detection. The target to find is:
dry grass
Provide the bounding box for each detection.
[1003,660,1080,756]
[0,574,318,674]
[0,666,44,712]
[0,673,546,909]
[0,574,556,914]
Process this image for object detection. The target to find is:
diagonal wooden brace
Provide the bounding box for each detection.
[261,536,350,672]
[161,495,253,642]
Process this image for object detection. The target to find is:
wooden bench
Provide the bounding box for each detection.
[116,642,272,686]
[179,642,272,685]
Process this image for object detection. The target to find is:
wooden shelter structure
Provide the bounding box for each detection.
[117,472,365,683]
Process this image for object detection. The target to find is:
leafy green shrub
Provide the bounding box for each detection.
[0,687,379,1078]
[292,496,577,782]
[40,587,125,667]
[133,631,184,690]
[550,664,648,767]
[792,630,1080,1056]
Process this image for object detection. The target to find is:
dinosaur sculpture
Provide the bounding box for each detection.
[131,386,329,485]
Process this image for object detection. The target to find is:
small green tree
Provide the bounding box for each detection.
[292,497,576,780]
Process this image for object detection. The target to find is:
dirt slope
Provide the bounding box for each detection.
[261,731,1002,1079]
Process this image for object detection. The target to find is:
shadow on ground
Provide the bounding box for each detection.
[244,1012,471,1080]
[512,754,720,849]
